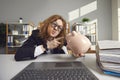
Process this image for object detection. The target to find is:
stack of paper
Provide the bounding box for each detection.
[96,40,120,77]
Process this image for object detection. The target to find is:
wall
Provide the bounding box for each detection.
[112,0,120,40]
[0,0,112,40]
[118,0,120,40]
[97,0,112,40]
[112,0,118,40]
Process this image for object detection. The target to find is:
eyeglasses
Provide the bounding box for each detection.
[51,22,63,32]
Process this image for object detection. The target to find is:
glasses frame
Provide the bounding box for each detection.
[51,22,63,32]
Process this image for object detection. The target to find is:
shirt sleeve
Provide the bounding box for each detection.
[34,45,44,57]
[62,46,69,54]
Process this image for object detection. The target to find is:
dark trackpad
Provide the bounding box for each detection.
[55,63,72,67]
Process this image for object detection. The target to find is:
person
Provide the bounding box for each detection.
[14,14,68,61]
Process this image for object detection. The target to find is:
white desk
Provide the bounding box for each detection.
[0,54,120,80]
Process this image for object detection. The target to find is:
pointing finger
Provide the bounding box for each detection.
[55,37,64,41]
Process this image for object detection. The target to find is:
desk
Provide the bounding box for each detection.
[0,54,120,80]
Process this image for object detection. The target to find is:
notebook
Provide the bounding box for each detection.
[11,61,98,80]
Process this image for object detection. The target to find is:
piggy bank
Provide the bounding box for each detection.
[66,31,91,57]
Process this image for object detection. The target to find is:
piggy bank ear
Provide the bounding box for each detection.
[72,31,77,36]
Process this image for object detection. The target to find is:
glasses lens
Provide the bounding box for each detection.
[51,22,63,31]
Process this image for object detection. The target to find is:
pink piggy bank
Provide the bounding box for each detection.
[66,31,91,57]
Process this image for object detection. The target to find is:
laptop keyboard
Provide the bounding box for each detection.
[12,68,98,80]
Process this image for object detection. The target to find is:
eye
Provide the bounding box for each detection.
[54,23,58,27]
[51,22,63,31]
[52,22,57,27]
[59,26,63,30]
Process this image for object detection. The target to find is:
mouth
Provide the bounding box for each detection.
[53,29,58,33]
[51,30,57,36]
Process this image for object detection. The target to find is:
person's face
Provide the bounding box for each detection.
[48,19,63,38]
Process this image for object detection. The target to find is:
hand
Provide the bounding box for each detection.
[47,37,63,49]
[66,44,85,57]
[72,53,85,57]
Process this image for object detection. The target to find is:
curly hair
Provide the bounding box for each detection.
[38,14,67,48]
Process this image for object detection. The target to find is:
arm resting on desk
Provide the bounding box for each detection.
[14,30,44,61]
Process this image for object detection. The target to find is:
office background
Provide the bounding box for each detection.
[0,0,118,53]
[0,0,112,40]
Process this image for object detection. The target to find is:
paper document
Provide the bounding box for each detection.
[98,40,120,49]
[100,54,120,63]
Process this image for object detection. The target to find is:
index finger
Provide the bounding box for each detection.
[56,37,64,41]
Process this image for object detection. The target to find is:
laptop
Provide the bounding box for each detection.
[11,61,98,80]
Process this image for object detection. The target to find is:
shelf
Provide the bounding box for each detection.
[8,34,27,36]
[7,22,29,24]
[8,45,22,48]
[7,50,16,54]
[6,21,34,54]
